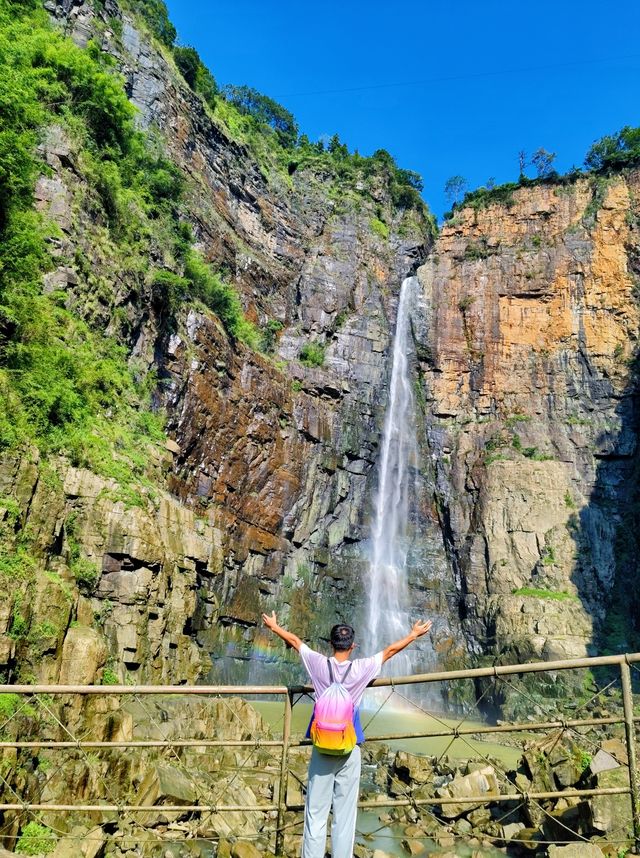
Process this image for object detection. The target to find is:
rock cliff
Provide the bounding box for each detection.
[415,174,640,712]
[1,0,439,693]
[1,0,639,717]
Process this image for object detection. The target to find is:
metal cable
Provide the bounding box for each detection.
[32,693,141,829]
[392,677,595,845]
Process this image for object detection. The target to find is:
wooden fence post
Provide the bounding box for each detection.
[620,658,640,853]
[275,689,293,856]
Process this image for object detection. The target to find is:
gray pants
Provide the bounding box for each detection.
[302,745,361,858]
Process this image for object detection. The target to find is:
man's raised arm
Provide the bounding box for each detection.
[262,611,304,652]
[381,619,432,664]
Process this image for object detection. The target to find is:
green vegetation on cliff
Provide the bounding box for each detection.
[443,123,640,221]
[584,125,640,172]
[0,0,261,476]
[123,0,436,232]
[0,0,158,468]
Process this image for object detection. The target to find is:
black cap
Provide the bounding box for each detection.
[330,624,355,651]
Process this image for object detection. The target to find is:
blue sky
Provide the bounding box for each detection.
[164,0,640,218]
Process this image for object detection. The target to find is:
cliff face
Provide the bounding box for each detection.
[2,0,439,690]
[415,175,640,708]
[2,0,639,710]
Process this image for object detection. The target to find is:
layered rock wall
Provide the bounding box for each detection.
[2,0,639,707]
[2,0,441,689]
[416,175,640,698]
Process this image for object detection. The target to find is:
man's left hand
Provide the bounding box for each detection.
[411,619,432,639]
[262,611,279,630]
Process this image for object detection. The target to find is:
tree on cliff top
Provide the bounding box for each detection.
[222,84,298,148]
[584,125,640,172]
[126,0,176,47]
[531,148,557,178]
[173,45,217,110]
[444,175,468,205]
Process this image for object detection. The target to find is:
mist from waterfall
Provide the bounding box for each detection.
[365,276,425,683]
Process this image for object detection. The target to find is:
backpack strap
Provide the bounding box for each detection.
[326,658,353,685]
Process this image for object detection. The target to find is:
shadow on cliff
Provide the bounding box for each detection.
[583,352,640,671]
[572,267,640,688]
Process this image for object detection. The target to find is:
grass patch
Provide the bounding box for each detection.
[512,587,577,601]
[458,295,475,312]
[484,454,509,465]
[0,692,20,721]
[0,546,36,581]
[100,667,119,685]
[71,557,99,594]
[463,238,493,260]
[299,341,325,368]
[370,217,389,240]
[505,413,530,428]
[16,822,56,856]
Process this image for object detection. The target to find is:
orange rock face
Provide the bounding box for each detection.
[416,173,640,701]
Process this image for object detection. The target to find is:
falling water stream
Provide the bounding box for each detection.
[365,275,425,683]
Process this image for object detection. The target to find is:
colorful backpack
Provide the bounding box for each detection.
[309,659,357,756]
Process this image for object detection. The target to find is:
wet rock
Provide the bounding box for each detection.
[400,839,425,856]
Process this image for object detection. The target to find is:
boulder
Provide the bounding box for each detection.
[542,801,591,841]
[392,751,434,785]
[548,743,584,788]
[502,821,526,841]
[58,626,107,685]
[512,827,541,851]
[136,762,197,826]
[589,767,632,834]
[50,827,106,858]
[401,840,425,856]
[600,738,628,765]
[588,749,620,776]
[436,766,500,818]
[231,843,263,858]
[547,845,605,858]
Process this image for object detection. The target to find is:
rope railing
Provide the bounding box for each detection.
[0,650,638,856]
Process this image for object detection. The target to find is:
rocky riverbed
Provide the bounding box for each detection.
[0,693,635,857]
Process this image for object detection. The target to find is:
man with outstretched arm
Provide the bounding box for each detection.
[262,612,432,858]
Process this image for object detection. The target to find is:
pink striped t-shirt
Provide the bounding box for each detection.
[299,644,383,707]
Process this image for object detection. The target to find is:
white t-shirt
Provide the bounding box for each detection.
[299,644,383,708]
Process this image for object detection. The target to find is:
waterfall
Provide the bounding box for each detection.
[365,276,423,679]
